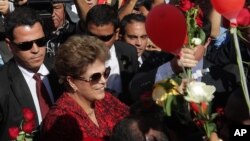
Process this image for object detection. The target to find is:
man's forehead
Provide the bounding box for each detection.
[53,3,64,7]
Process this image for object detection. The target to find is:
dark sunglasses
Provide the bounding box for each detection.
[88,32,115,42]
[12,37,47,51]
[76,67,111,83]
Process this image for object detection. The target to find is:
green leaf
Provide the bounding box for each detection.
[210,113,218,120]
[165,95,174,116]
[199,29,206,44]
[16,133,25,141]
[205,122,217,138]
[25,137,34,141]
[237,29,249,43]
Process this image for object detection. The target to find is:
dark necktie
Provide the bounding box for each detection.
[33,73,52,119]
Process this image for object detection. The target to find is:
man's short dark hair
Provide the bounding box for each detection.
[86,4,119,32]
[110,116,145,141]
[120,13,146,37]
[4,6,43,41]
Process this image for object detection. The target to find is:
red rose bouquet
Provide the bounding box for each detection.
[8,108,36,141]
[178,0,206,48]
[175,0,207,80]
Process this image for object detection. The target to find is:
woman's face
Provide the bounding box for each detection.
[71,59,108,102]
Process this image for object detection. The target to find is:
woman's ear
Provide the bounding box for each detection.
[67,76,78,92]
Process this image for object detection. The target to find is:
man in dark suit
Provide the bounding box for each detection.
[119,13,174,73]
[206,26,250,81]
[0,7,62,140]
[84,4,139,105]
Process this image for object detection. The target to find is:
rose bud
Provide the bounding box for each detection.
[22,108,35,121]
[8,126,19,140]
[22,120,36,134]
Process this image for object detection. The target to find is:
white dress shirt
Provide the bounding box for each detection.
[138,56,143,67]
[155,59,204,83]
[18,64,54,124]
[105,44,122,96]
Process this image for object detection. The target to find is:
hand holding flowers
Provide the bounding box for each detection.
[172,0,207,80]
[8,108,36,141]
[179,0,206,48]
[153,79,218,139]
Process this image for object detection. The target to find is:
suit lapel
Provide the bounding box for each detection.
[114,45,124,72]
[7,60,38,114]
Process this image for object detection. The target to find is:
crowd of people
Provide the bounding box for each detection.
[0,0,249,141]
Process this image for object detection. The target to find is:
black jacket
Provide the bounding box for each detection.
[0,58,63,141]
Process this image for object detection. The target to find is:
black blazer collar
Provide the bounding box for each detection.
[7,59,38,119]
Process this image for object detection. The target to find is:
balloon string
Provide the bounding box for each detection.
[231,27,250,116]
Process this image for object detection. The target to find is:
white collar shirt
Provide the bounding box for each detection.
[18,63,54,124]
[105,44,122,96]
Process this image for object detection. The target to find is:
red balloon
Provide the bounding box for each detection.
[222,8,250,28]
[145,4,187,55]
[211,0,245,20]
[237,8,250,26]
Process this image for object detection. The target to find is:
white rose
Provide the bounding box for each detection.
[191,38,202,46]
[184,81,216,103]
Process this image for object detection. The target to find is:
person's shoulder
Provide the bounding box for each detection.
[143,50,174,59]
[114,41,136,51]
[52,93,74,110]
[103,91,127,106]
[103,91,117,101]
[43,95,74,126]
[0,59,15,82]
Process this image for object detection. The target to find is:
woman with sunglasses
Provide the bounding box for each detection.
[41,35,129,141]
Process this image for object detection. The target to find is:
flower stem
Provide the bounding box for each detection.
[231,27,250,116]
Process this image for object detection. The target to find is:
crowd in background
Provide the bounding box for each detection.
[0,0,249,141]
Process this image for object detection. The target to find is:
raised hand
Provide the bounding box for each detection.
[0,0,9,15]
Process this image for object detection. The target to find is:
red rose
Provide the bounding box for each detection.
[195,119,205,127]
[179,0,195,12]
[22,108,35,121]
[22,120,36,134]
[8,126,19,140]
[195,8,204,27]
[190,102,207,113]
[216,107,224,115]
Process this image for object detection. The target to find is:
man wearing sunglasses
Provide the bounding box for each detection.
[15,0,79,57]
[0,7,62,140]
[83,4,139,105]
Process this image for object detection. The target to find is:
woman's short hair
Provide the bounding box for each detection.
[55,35,110,91]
